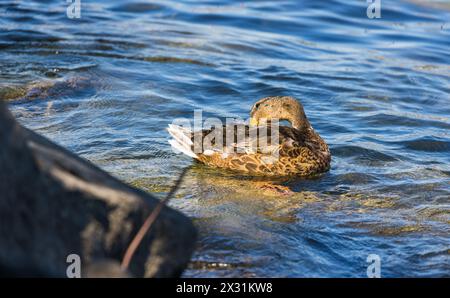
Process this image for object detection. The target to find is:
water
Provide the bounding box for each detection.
[1,0,449,277]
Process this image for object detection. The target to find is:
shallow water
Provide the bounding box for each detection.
[1,0,449,277]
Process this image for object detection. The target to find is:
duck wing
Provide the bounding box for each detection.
[191,124,305,154]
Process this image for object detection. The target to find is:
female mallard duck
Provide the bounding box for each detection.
[168,96,330,177]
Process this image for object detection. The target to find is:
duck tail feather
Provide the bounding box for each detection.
[167,124,198,159]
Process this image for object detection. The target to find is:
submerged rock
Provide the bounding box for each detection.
[0,76,92,101]
[0,100,196,277]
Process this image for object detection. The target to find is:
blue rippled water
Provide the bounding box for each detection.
[1,0,449,277]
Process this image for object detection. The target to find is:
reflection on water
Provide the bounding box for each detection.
[1,0,449,277]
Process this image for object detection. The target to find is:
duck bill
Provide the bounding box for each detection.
[249,117,258,127]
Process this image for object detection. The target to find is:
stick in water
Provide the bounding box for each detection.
[121,167,190,271]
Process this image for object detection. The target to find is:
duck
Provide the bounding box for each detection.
[167,96,330,177]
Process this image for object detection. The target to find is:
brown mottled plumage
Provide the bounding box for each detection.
[168,96,331,177]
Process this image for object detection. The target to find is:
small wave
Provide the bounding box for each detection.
[142,56,214,66]
[0,29,62,43]
[402,137,450,152]
[332,145,398,162]
[110,2,165,13]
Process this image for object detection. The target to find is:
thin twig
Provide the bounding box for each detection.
[121,167,190,270]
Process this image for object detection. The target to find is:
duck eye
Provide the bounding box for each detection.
[255,103,261,109]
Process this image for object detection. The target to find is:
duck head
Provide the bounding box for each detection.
[249,96,310,131]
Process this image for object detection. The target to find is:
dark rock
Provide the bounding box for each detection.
[84,260,131,278]
[0,100,196,277]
